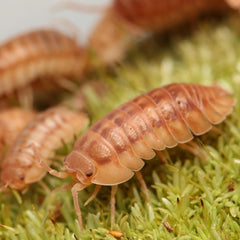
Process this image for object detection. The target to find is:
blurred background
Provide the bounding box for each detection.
[0,0,112,44]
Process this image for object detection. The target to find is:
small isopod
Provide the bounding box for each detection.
[88,0,234,64]
[0,29,87,98]
[0,106,89,191]
[42,83,235,230]
[0,108,36,158]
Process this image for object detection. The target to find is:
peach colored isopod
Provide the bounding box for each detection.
[44,83,235,230]
[88,0,233,65]
[0,106,89,191]
[0,29,87,97]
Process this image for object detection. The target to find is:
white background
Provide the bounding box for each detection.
[0,0,112,45]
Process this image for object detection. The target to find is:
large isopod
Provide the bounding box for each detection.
[0,29,86,97]
[42,83,235,230]
[0,106,89,191]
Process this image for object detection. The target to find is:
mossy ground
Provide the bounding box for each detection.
[1,16,240,240]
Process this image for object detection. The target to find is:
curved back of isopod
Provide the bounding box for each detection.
[0,106,89,191]
[63,83,235,186]
[0,29,87,97]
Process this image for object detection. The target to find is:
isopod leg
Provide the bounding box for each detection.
[17,86,34,109]
[179,141,206,161]
[38,180,51,194]
[71,183,87,231]
[135,171,150,203]
[211,126,225,136]
[33,146,69,178]
[52,182,74,194]
[156,150,168,164]
[110,185,118,230]
[56,77,78,92]
[84,185,101,206]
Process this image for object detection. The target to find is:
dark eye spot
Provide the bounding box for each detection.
[86,172,93,177]
[177,101,181,105]
[20,176,25,181]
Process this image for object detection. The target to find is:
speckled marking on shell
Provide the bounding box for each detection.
[64,83,235,186]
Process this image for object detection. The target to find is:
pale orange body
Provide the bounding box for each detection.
[0,30,86,96]
[89,0,233,65]
[51,83,235,231]
[0,108,36,157]
[64,83,235,186]
[0,107,89,190]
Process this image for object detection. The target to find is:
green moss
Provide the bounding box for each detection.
[1,16,240,239]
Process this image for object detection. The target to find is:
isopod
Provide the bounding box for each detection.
[0,108,36,158]
[88,0,234,65]
[0,106,89,191]
[42,83,235,230]
[0,29,87,97]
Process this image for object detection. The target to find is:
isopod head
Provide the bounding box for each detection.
[63,151,95,185]
[1,153,45,190]
[0,166,26,190]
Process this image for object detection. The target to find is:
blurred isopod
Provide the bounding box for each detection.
[0,29,87,107]
[0,106,89,191]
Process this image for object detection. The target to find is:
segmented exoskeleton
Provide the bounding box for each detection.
[0,29,86,97]
[42,83,235,230]
[0,106,89,190]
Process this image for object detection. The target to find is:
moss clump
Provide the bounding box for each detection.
[1,16,240,240]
